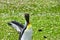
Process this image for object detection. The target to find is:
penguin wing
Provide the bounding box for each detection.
[7,21,24,33]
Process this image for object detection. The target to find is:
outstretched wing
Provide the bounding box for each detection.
[8,21,24,33]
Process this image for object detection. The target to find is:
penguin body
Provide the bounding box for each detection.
[21,27,32,40]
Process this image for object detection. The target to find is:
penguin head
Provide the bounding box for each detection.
[24,13,32,31]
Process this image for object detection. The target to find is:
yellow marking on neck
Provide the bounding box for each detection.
[26,23,32,30]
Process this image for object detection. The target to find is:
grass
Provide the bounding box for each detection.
[0,0,60,40]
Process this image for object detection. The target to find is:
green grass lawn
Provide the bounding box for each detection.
[0,0,60,40]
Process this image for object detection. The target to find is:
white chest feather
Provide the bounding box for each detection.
[21,28,32,40]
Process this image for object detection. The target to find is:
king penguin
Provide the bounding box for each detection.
[8,13,32,40]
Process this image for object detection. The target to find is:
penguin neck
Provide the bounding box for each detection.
[24,21,29,27]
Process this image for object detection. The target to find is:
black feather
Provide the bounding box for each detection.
[8,23,12,25]
[25,13,29,24]
[11,21,24,28]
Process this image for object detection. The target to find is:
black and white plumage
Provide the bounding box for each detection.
[8,14,32,40]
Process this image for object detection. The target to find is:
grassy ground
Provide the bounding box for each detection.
[0,0,60,40]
